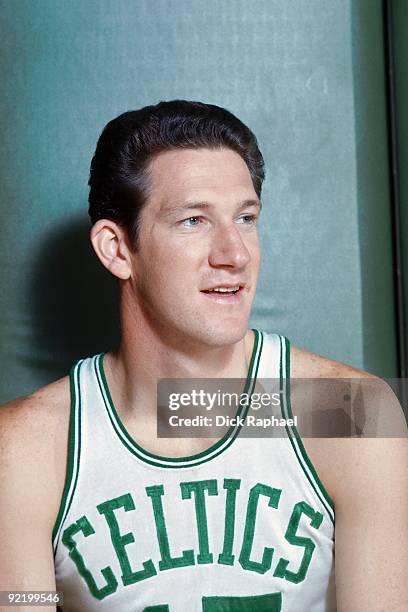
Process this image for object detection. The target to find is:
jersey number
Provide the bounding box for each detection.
[144,591,282,611]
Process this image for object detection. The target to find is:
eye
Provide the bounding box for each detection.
[236,214,258,225]
[181,216,202,227]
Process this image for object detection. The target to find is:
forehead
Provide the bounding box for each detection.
[146,147,257,210]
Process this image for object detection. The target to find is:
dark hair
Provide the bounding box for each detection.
[88,100,265,247]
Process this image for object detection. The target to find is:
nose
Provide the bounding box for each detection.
[208,224,251,269]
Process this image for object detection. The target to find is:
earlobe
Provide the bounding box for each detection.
[90,220,131,280]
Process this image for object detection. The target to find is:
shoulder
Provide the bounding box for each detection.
[0,376,71,527]
[288,343,407,505]
[290,343,374,379]
[0,378,72,589]
[0,375,71,448]
[290,342,406,429]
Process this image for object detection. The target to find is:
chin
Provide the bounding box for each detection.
[189,319,249,348]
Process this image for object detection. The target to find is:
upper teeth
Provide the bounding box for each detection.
[210,287,240,292]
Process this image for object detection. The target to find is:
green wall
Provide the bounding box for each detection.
[0,0,398,402]
[351,0,397,376]
[391,0,408,377]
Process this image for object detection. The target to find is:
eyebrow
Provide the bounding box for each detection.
[162,199,262,216]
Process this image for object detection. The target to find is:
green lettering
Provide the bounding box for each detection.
[180,479,218,564]
[146,484,195,571]
[273,500,324,583]
[218,479,241,566]
[61,515,118,599]
[239,483,281,574]
[97,493,157,585]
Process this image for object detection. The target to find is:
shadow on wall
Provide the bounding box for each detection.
[27,215,120,380]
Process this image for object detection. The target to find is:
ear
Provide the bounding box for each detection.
[90,219,132,280]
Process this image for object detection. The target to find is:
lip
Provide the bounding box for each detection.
[200,283,246,291]
[200,285,246,304]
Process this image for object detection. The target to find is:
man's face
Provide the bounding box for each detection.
[129,147,261,347]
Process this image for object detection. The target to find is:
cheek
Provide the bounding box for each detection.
[141,239,197,289]
[247,236,261,266]
[154,233,205,269]
[254,248,261,268]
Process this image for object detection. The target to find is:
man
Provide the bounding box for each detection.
[0,100,407,611]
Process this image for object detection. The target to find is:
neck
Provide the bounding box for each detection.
[104,298,255,416]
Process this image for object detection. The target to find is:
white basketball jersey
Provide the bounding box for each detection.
[53,331,336,611]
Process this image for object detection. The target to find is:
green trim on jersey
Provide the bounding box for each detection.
[52,359,83,553]
[279,336,335,525]
[95,330,263,469]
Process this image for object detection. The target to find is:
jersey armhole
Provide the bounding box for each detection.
[52,359,83,554]
[279,335,335,525]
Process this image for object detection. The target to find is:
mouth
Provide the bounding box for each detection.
[200,284,246,303]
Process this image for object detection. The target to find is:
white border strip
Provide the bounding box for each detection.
[52,359,83,554]
[280,337,335,523]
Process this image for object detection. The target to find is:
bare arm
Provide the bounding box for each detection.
[0,382,69,612]
[291,346,408,609]
[333,398,408,611]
